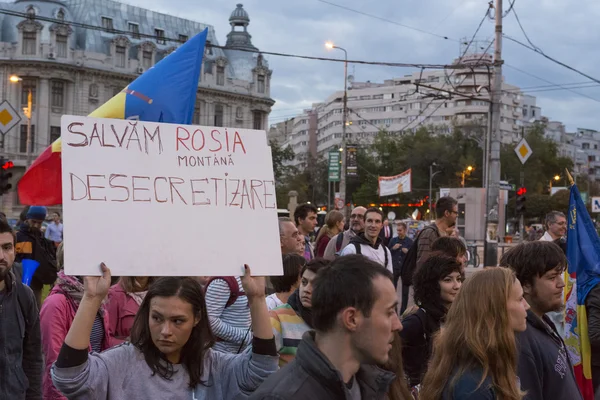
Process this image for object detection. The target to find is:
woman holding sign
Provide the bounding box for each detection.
[51,264,278,399]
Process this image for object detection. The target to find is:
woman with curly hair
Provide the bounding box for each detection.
[399,254,464,391]
[420,267,529,400]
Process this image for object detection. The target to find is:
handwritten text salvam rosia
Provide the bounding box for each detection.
[66,121,276,210]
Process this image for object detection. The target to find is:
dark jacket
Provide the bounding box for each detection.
[248,330,395,400]
[0,270,43,399]
[442,368,496,399]
[586,283,600,390]
[15,224,58,303]
[516,310,583,400]
[400,307,442,387]
[388,236,413,273]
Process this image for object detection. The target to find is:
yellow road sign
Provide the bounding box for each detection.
[514,138,532,164]
[0,100,21,135]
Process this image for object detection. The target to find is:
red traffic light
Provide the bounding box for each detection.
[517,187,527,196]
[1,160,13,170]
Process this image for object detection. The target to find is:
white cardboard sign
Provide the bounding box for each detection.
[61,115,282,277]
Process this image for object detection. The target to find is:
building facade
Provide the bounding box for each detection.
[0,0,273,214]
[283,51,541,169]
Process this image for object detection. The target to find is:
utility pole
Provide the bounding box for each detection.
[340,52,348,216]
[484,0,503,266]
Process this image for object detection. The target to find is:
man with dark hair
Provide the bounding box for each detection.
[250,255,400,399]
[388,221,412,288]
[416,196,458,268]
[0,218,43,399]
[340,208,393,273]
[500,241,582,400]
[431,236,468,270]
[278,217,303,256]
[268,258,330,367]
[15,206,57,307]
[323,206,367,260]
[44,211,63,248]
[294,203,318,261]
[266,254,305,311]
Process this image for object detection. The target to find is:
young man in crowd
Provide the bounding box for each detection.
[416,196,458,268]
[0,218,42,399]
[250,255,400,399]
[340,208,393,273]
[388,221,412,288]
[323,206,366,260]
[500,241,583,400]
[15,206,58,307]
[294,203,318,261]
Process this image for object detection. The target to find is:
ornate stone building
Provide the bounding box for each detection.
[0,0,273,214]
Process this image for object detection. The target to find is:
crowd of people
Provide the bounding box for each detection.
[0,199,594,399]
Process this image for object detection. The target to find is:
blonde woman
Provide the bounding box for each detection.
[314,210,344,257]
[420,268,529,400]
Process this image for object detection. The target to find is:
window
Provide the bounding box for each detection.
[128,23,140,39]
[532,109,536,117]
[179,34,188,43]
[21,78,36,107]
[57,9,65,21]
[216,66,225,86]
[102,17,113,32]
[205,40,213,55]
[115,45,126,67]
[22,31,36,55]
[214,104,223,127]
[583,143,590,150]
[51,80,65,110]
[155,29,165,45]
[50,126,60,144]
[257,75,265,93]
[142,51,152,69]
[193,107,200,125]
[253,111,263,130]
[20,124,35,153]
[56,34,67,58]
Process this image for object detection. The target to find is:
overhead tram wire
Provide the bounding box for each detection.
[316,0,459,42]
[0,9,486,71]
[504,63,600,103]
[505,5,600,86]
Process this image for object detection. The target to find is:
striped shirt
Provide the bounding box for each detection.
[269,304,311,367]
[90,313,105,353]
[205,277,252,353]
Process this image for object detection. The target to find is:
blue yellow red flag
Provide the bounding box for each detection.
[565,182,600,400]
[18,28,208,205]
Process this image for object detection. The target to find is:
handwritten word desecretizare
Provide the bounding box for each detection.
[69,173,276,210]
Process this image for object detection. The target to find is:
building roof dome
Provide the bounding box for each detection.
[230,4,249,25]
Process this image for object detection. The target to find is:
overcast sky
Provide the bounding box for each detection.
[127,0,600,132]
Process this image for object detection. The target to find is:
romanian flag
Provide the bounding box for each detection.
[564,181,600,400]
[17,28,208,205]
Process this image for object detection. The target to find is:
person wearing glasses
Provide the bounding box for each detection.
[322,206,367,260]
[539,211,567,242]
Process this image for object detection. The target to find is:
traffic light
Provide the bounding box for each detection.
[516,187,527,215]
[0,157,14,196]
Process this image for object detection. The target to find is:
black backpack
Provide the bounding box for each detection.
[352,242,389,268]
[400,225,439,286]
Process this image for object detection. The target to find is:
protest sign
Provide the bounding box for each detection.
[378,169,412,197]
[61,115,282,277]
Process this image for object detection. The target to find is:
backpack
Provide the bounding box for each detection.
[400,225,440,287]
[205,277,245,308]
[352,242,389,268]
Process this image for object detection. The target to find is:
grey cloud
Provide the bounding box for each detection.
[124,0,600,131]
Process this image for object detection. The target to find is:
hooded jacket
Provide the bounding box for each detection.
[249,331,396,400]
[0,270,42,400]
[340,232,393,273]
[516,310,583,400]
[39,284,114,400]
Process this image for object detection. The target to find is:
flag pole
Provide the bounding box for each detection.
[566,169,575,187]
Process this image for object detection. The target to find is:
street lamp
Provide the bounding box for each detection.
[550,174,561,192]
[429,162,441,219]
[461,165,475,187]
[9,75,33,167]
[325,41,349,215]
